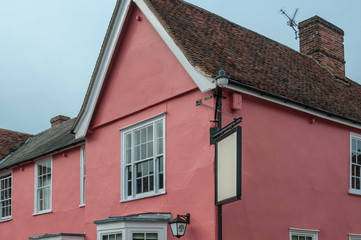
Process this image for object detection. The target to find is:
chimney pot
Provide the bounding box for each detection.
[50,115,70,127]
[298,15,345,80]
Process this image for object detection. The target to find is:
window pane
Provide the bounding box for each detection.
[141,128,147,143]
[292,236,298,240]
[156,120,163,138]
[102,236,109,240]
[358,139,361,152]
[146,233,158,240]
[116,234,122,240]
[147,142,153,158]
[126,133,132,148]
[135,146,140,161]
[137,164,142,178]
[143,177,148,192]
[306,237,312,240]
[353,153,357,163]
[141,143,147,159]
[133,233,144,240]
[126,149,131,164]
[158,156,163,172]
[157,139,163,155]
[299,236,305,240]
[147,126,153,141]
[150,175,154,191]
[353,138,357,151]
[135,130,141,145]
[136,178,142,194]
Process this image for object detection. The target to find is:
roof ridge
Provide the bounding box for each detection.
[0,128,32,136]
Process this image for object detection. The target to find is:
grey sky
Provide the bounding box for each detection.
[1,0,360,134]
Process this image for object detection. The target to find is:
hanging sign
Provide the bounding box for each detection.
[215,126,242,205]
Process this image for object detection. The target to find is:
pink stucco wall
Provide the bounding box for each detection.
[1,146,85,239]
[86,6,218,239]
[2,2,361,240]
[0,4,217,240]
[221,92,361,239]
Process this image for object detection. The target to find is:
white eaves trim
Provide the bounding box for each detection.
[227,82,361,131]
[73,0,215,139]
[74,0,132,139]
[134,0,215,93]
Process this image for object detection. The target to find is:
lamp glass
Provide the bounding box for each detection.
[216,76,229,88]
[170,222,187,238]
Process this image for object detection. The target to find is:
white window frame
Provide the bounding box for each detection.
[350,233,361,240]
[96,221,167,240]
[0,170,12,222]
[80,145,86,207]
[289,228,319,240]
[350,133,361,195]
[34,157,52,215]
[120,113,166,202]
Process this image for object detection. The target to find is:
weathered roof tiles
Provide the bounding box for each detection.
[145,0,361,123]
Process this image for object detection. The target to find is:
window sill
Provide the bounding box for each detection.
[32,210,52,216]
[121,191,166,203]
[0,217,12,223]
[349,189,361,196]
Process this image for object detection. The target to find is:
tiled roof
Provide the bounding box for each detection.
[0,129,32,161]
[145,0,361,122]
[0,118,84,170]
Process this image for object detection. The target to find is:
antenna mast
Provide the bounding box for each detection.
[280,8,299,39]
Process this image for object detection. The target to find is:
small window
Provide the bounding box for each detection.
[350,134,361,194]
[34,158,52,214]
[0,171,12,221]
[121,114,165,201]
[290,228,318,240]
[80,146,86,206]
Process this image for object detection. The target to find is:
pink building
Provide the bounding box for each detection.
[1,0,361,239]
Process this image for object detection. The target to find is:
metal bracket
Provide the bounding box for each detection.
[196,99,237,121]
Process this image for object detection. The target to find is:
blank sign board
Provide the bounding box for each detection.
[215,126,242,205]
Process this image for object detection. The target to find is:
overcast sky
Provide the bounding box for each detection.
[1,0,360,134]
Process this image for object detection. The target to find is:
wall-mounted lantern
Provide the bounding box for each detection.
[215,68,229,88]
[168,214,190,238]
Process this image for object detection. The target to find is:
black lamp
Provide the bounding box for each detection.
[169,214,190,238]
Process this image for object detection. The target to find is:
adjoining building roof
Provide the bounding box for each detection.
[144,0,361,123]
[0,118,84,170]
[0,129,32,161]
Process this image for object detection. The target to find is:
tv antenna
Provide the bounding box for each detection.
[280,8,299,39]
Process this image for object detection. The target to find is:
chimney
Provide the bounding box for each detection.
[298,15,345,80]
[50,115,70,128]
